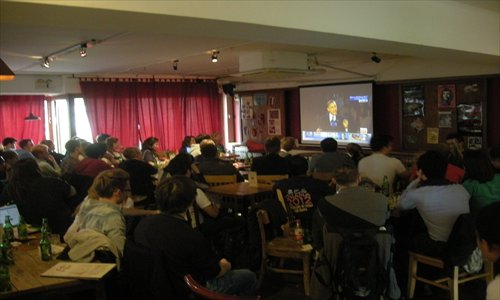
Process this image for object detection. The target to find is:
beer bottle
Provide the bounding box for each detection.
[0,228,14,265]
[2,217,13,243]
[17,216,28,240]
[0,263,11,293]
[39,218,52,261]
[294,219,304,245]
[381,175,390,197]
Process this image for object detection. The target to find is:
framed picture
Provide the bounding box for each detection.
[402,85,425,116]
[437,84,456,109]
[457,103,482,133]
[467,136,482,150]
[438,111,452,128]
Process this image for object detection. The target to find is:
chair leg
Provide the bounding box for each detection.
[303,255,311,297]
[449,266,459,300]
[407,253,417,299]
[257,257,266,290]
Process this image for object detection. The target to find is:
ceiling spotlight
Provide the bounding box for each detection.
[79,44,87,57]
[173,60,179,71]
[41,57,51,68]
[371,52,381,63]
[211,50,219,63]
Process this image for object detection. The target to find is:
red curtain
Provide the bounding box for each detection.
[0,95,45,144]
[80,80,139,147]
[80,79,222,151]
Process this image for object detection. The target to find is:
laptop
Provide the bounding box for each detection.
[0,204,21,226]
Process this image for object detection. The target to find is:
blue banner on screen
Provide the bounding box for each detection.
[299,82,373,147]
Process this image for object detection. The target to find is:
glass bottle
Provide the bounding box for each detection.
[17,216,28,240]
[39,218,52,261]
[0,263,11,293]
[0,229,14,265]
[2,217,13,243]
[294,219,304,245]
[381,175,390,197]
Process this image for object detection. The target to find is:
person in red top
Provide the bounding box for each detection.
[74,143,112,178]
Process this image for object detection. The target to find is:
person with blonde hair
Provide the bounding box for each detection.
[64,169,130,257]
[279,136,297,158]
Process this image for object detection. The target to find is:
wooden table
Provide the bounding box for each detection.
[2,240,106,299]
[207,182,274,214]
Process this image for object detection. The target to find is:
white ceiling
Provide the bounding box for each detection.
[1,0,499,89]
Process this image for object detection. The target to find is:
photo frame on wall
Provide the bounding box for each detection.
[457,103,482,133]
[437,84,456,109]
[467,136,482,150]
[402,85,425,116]
[438,111,452,128]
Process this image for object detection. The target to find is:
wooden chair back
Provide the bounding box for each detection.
[255,209,312,296]
[407,213,494,300]
[204,174,237,187]
[257,174,288,185]
[183,274,260,300]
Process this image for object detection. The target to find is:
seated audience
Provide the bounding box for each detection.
[0,156,5,194]
[308,138,354,174]
[32,144,62,178]
[75,143,112,178]
[179,135,195,154]
[163,153,221,230]
[273,155,334,243]
[490,146,500,173]
[61,139,85,177]
[64,169,129,260]
[0,150,18,181]
[134,176,256,297]
[103,137,124,167]
[141,136,167,180]
[462,150,500,215]
[1,137,17,151]
[316,166,399,299]
[251,136,289,175]
[40,139,65,166]
[445,132,465,169]
[345,142,365,166]
[191,134,211,158]
[0,158,73,236]
[279,136,297,158]
[211,132,226,155]
[118,147,157,207]
[16,138,35,159]
[197,140,244,182]
[475,202,500,300]
[318,166,390,236]
[358,134,410,194]
[398,150,470,256]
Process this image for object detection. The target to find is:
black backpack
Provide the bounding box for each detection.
[334,231,385,300]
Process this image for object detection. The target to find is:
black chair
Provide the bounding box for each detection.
[122,238,178,300]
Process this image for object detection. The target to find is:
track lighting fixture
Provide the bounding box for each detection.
[371,52,381,63]
[79,44,87,57]
[211,50,219,63]
[39,38,100,69]
[41,57,51,68]
[173,60,178,71]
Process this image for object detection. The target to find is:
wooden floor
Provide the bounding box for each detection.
[258,272,487,300]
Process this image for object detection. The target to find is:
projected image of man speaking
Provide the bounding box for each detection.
[316,97,350,132]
